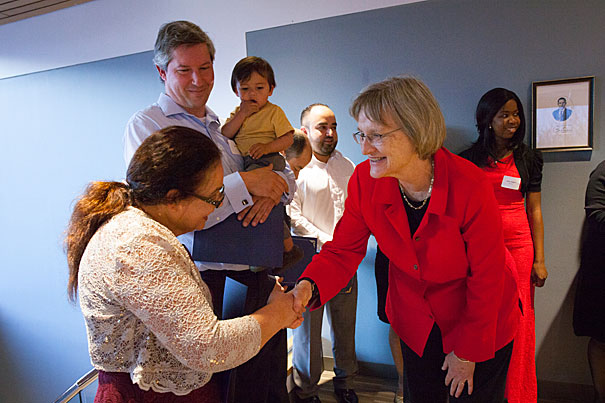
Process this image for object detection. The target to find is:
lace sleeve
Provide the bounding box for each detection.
[107,232,261,373]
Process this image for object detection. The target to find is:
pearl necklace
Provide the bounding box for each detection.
[399,159,434,211]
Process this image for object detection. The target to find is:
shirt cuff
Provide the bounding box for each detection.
[277,168,296,204]
[202,172,252,230]
[224,171,253,213]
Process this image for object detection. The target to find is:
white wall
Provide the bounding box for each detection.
[0,0,423,118]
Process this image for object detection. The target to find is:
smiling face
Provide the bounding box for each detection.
[157,43,214,117]
[490,99,520,143]
[357,109,419,180]
[235,71,274,109]
[302,105,338,161]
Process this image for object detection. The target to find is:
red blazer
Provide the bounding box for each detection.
[302,148,520,362]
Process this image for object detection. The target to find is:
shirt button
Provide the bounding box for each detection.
[413,264,418,270]
[414,236,420,241]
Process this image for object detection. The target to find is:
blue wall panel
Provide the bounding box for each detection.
[0,51,161,402]
[247,0,605,382]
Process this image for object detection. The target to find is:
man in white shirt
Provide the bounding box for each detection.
[123,21,296,403]
[288,104,358,403]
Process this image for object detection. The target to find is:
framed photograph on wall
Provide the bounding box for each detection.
[532,76,594,152]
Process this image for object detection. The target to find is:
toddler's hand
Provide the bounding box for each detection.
[240,100,260,117]
[248,143,270,159]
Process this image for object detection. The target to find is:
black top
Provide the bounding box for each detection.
[459,145,543,196]
[573,159,605,341]
[585,159,605,232]
[400,191,429,235]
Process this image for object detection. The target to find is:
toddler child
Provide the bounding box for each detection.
[222,56,302,273]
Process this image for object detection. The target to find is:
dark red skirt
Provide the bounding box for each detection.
[95,371,221,403]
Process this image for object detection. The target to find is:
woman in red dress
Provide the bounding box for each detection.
[461,88,548,402]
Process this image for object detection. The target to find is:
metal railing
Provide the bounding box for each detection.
[53,368,98,403]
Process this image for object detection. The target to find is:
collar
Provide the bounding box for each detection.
[157,93,220,126]
[310,149,341,166]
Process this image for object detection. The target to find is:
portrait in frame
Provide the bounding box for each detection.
[532,76,594,152]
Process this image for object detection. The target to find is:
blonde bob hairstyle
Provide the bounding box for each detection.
[350,76,446,160]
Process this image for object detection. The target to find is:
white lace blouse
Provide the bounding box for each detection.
[78,207,261,395]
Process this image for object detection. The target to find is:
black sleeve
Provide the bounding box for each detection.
[525,149,543,193]
[585,161,605,232]
[459,148,472,161]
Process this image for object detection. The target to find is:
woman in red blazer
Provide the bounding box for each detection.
[293,77,520,403]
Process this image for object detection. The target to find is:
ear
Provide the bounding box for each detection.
[268,86,274,96]
[165,189,181,204]
[156,65,167,82]
[300,126,308,135]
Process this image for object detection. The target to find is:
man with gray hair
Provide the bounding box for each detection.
[124,20,295,402]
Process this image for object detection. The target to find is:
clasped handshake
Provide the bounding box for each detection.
[268,278,314,329]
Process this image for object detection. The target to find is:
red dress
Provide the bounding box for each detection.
[482,154,537,402]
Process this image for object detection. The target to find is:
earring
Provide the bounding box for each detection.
[488,125,492,130]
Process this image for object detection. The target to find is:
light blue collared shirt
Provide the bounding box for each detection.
[124,93,296,271]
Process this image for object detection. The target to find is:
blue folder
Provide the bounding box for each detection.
[222,277,248,320]
[278,236,318,286]
[191,204,284,267]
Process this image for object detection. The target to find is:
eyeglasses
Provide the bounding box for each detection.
[352,127,401,146]
[186,185,225,208]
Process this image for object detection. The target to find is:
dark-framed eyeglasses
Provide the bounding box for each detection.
[186,185,225,208]
[352,127,401,146]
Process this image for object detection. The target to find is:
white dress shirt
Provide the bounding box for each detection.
[288,150,355,248]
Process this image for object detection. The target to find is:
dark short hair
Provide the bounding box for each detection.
[230,56,276,93]
[154,21,216,72]
[557,97,567,103]
[300,103,330,127]
[285,129,309,160]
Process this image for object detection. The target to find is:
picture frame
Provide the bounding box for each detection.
[532,76,594,152]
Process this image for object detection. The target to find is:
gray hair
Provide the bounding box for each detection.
[153,21,216,72]
[350,76,445,159]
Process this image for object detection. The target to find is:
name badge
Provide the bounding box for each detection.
[501,175,521,190]
[227,139,241,156]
